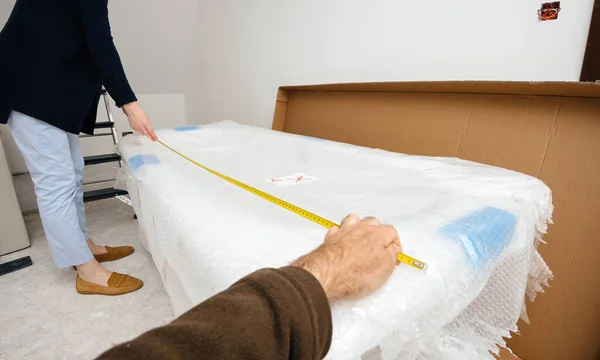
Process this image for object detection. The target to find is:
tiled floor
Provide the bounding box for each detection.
[0,198,175,360]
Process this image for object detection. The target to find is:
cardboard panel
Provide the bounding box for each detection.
[456,96,559,176]
[403,94,473,157]
[507,98,600,360]
[274,81,600,360]
[272,89,289,132]
[283,92,474,157]
[284,91,417,153]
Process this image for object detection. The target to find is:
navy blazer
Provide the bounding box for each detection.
[0,0,137,135]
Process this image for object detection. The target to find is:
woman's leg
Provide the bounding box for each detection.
[66,132,107,255]
[8,111,93,268]
[64,133,141,294]
[66,132,91,243]
[8,111,115,285]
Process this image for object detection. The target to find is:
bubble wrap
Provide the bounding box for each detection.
[115,121,553,360]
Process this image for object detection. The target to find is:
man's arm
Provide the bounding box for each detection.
[97,214,401,359]
[73,0,137,107]
[96,266,332,360]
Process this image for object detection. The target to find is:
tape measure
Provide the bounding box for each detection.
[157,140,427,271]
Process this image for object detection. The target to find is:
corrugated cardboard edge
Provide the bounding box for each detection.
[272,89,289,131]
[278,80,600,98]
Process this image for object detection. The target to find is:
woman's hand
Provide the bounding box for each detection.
[122,101,158,142]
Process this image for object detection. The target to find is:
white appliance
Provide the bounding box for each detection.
[0,129,29,255]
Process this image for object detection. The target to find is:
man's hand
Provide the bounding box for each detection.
[291,214,402,302]
[123,101,158,142]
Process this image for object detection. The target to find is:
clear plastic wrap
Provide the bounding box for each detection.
[116,121,553,359]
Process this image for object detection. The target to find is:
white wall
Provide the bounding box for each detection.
[108,0,198,94]
[0,0,196,174]
[185,0,595,129]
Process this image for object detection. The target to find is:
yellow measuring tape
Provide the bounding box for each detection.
[157,140,427,271]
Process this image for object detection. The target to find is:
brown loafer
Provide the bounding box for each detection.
[76,272,143,296]
[94,246,135,263]
[72,246,135,270]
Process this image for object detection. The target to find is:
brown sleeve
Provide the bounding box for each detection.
[96,266,333,360]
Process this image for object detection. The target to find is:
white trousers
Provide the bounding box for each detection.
[9,110,93,268]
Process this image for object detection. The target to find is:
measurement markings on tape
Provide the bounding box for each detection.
[157,140,427,271]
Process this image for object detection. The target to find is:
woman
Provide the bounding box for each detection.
[0,0,156,295]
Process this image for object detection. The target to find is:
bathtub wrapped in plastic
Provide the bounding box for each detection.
[115,120,552,360]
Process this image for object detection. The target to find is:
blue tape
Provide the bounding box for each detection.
[129,154,161,172]
[174,125,202,132]
[440,207,516,268]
